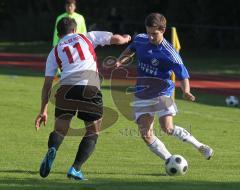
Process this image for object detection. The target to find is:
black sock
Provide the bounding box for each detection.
[48,131,64,150]
[72,134,98,171]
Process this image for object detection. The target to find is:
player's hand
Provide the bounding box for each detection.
[123,34,131,43]
[115,60,122,68]
[35,113,47,131]
[183,92,195,102]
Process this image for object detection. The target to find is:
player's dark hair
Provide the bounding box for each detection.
[145,13,166,30]
[57,17,77,36]
[65,0,76,5]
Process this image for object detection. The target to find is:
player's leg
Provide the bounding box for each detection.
[67,118,102,180]
[137,113,171,161]
[49,114,73,148]
[46,85,76,152]
[159,114,213,160]
[159,114,199,144]
[72,119,101,170]
[39,83,76,178]
[67,85,103,180]
[40,114,73,178]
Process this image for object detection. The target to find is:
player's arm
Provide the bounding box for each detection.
[110,34,131,45]
[179,78,195,101]
[102,47,134,69]
[35,77,54,130]
[35,50,57,130]
[115,35,137,67]
[116,47,135,67]
[40,77,54,114]
[170,51,195,102]
[86,31,131,47]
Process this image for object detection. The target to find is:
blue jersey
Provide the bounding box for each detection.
[128,33,189,98]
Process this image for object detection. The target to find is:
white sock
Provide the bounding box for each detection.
[172,125,203,149]
[148,136,172,161]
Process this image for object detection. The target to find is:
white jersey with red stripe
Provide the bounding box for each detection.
[45,31,113,87]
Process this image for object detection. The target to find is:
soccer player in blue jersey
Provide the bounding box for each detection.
[116,13,213,162]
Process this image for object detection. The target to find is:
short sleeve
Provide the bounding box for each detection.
[45,49,58,77]
[163,40,189,80]
[171,62,190,80]
[85,31,113,48]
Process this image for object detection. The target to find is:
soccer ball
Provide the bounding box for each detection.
[165,155,188,176]
[225,96,239,107]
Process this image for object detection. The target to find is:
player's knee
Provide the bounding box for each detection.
[141,135,152,144]
[85,118,102,135]
[161,125,174,135]
[55,127,68,136]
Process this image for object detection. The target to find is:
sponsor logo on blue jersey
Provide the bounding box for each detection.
[128,34,189,98]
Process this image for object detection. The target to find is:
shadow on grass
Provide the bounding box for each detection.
[0,169,166,177]
[0,176,239,190]
[0,170,39,175]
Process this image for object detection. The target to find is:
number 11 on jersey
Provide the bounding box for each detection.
[63,42,86,64]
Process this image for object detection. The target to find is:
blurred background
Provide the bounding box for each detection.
[0,0,240,49]
[0,0,240,75]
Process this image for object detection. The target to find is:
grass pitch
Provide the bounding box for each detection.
[0,68,240,190]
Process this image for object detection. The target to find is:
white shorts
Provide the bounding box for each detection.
[132,96,178,122]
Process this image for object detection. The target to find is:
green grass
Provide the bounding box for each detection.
[0,68,240,190]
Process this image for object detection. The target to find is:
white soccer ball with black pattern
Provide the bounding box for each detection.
[165,155,188,176]
[225,96,239,107]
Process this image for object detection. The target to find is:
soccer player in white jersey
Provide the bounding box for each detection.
[35,17,131,180]
[116,13,213,164]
